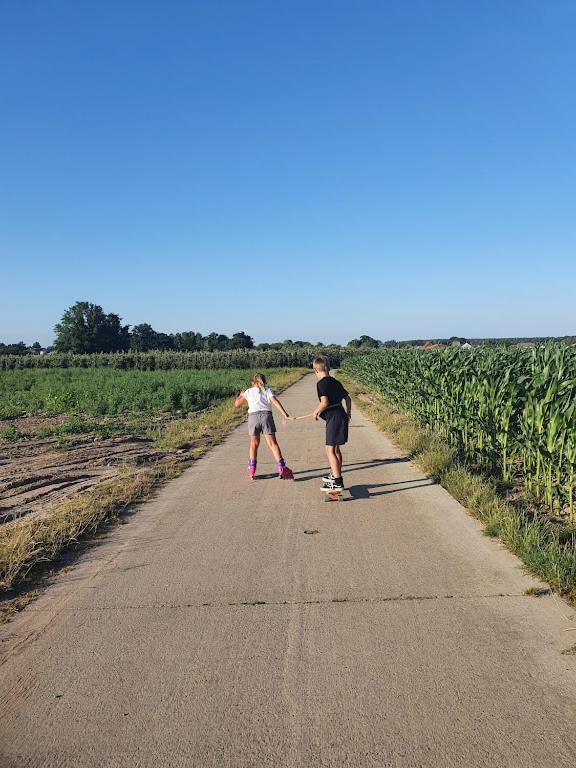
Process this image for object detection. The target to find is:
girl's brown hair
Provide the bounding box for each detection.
[251,373,267,393]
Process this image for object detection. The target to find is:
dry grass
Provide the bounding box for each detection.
[0,590,41,623]
[417,439,456,481]
[0,463,182,592]
[0,368,306,595]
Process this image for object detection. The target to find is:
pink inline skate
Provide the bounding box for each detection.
[248,459,257,479]
[277,459,294,479]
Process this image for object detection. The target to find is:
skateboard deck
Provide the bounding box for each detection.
[320,486,349,502]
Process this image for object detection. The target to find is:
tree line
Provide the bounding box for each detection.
[1,302,332,355]
[3,301,573,355]
[51,302,258,353]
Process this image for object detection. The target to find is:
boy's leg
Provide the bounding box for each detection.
[325,445,342,478]
[335,445,342,468]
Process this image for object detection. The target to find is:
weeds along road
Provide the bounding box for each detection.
[1,373,575,768]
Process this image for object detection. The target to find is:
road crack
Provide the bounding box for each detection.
[44,591,534,612]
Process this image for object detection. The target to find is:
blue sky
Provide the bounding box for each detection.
[1,0,575,345]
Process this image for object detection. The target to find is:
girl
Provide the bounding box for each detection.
[234,373,294,479]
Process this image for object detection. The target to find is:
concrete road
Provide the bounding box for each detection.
[1,374,575,767]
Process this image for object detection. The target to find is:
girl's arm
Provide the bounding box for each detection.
[270,396,290,419]
[313,395,329,420]
[234,392,246,408]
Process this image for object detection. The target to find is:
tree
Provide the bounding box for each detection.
[130,324,158,351]
[54,302,130,353]
[173,331,203,351]
[31,341,42,352]
[230,331,254,350]
[0,341,29,355]
[203,332,229,351]
[347,335,381,348]
[154,332,174,350]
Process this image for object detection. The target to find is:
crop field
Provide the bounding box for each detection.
[0,368,273,420]
[344,345,576,521]
[0,346,348,371]
[0,366,304,527]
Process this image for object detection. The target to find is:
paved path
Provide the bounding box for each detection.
[1,374,576,767]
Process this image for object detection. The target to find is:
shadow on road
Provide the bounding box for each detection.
[294,457,410,482]
[348,479,434,499]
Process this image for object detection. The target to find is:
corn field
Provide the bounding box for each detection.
[344,345,576,520]
[0,347,350,371]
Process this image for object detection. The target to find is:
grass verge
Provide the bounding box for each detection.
[0,368,306,603]
[340,373,576,602]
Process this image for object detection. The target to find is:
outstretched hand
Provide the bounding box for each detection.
[283,412,316,421]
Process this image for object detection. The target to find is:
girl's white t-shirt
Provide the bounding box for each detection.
[242,386,275,413]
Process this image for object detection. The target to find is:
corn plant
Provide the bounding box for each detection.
[0,347,354,372]
[344,344,576,519]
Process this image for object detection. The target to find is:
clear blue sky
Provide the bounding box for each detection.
[1,1,575,345]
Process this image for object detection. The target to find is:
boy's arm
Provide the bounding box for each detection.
[344,395,352,420]
[234,392,246,408]
[313,396,329,420]
[270,396,289,419]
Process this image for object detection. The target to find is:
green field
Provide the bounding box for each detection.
[344,344,576,519]
[0,347,348,371]
[0,367,295,420]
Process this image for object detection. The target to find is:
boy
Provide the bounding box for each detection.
[312,356,352,490]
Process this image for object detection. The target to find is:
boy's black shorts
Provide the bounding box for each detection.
[324,407,349,446]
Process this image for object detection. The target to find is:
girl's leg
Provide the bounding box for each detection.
[325,445,342,478]
[265,434,294,478]
[264,433,282,463]
[250,435,261,461]
[248,435,260,478]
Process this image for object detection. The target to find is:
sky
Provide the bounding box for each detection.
[1,0,575,346]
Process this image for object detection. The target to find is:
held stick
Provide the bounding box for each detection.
[282,412,316,425]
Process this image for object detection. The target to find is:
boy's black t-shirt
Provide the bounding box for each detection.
[316,376,349,421]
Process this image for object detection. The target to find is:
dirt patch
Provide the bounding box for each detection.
[0,416,176,526]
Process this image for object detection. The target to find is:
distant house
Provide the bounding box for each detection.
[515,342,536,349]
[461,342,472,349]
[451,340,461,348]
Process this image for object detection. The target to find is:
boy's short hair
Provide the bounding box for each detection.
[313,355,330,373]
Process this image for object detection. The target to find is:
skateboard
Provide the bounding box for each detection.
[320,486,348,503]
